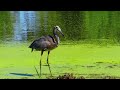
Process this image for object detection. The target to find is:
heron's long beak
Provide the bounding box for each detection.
[60,31,64,37]
[57,27,64,37]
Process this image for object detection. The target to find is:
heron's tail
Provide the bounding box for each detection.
[29,45,34,52]
[31,48,33,52]
[28,45,32,48]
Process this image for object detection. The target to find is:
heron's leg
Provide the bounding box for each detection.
[40,50,44,77]
[47,51,52,76]
[34,66,40,78]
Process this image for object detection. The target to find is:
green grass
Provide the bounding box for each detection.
[0,42,120,79]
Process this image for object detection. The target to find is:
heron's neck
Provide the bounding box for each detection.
[55,35,60,45]
[53,29,60,45]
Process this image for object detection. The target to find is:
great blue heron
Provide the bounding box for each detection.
[29,26,64,77]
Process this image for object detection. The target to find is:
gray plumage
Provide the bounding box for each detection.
[29,26,64,77]
[29,35,57,52]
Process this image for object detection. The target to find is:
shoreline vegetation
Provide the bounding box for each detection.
[1,41,120,79]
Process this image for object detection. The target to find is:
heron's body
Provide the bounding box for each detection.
[29,26,64,78]
[29,35,58,52]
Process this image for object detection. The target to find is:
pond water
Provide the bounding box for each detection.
[1,11,120,43]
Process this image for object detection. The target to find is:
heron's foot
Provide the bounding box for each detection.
[34,66,41,78]
[48,74,53,77]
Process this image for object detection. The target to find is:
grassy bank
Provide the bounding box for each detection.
[0,42,120,79]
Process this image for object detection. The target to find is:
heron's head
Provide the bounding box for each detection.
[54,26,64,37]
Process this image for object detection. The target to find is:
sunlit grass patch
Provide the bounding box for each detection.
[0,42,120,79]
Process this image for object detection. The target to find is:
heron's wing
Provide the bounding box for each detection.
[48,35,56,43]
[31,39,51,50]
[29,37,46,48]
[29,35,56,51]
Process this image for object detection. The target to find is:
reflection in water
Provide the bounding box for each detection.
[12,11,37,42]
[1,11,120,43]
[43,11,48,32]
[0,11,13,42]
